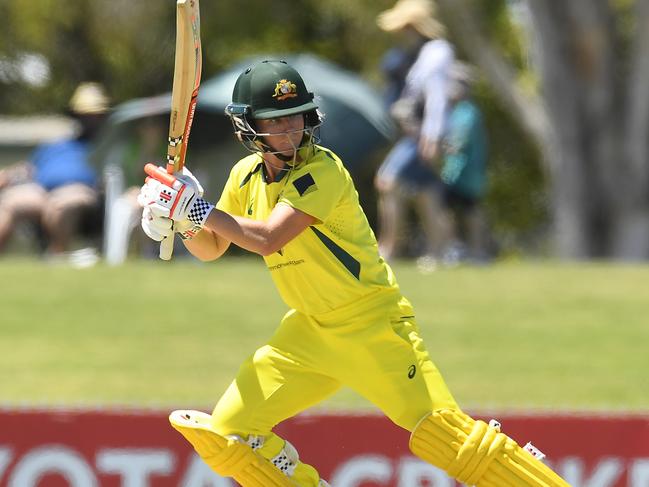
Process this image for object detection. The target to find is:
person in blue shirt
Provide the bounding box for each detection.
[437,62,489,263]
[0,82,108,254]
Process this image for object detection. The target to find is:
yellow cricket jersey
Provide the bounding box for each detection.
[216,145,400,315]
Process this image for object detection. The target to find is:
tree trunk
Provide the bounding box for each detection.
[549,147,593,258]
[613,0,649,259]
[442,0,649,258]
[526,1,605,257]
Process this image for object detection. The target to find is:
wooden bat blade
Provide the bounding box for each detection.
[167,0,202,174]
[159,0,202,260]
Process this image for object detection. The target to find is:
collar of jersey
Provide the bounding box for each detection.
[258,160,288,184]
[258,145,314,184]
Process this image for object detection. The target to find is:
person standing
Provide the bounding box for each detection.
[374,0,455,262]
[438,62,490,262]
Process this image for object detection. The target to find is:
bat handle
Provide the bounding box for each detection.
[160,233,174,261]
[145,163,180,188]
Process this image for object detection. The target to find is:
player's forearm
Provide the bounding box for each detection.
[203,209,279,256]
[183,227,230,261]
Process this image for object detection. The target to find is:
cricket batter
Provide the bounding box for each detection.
[138,60,569,486]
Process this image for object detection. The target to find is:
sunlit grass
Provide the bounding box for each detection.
[1,257,647,413]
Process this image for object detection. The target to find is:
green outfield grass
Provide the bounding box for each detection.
[1,257,648,412]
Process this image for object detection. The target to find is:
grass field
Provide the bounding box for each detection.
[1,257,648,413]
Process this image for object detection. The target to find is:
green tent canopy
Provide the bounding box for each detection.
[95,54,395,175]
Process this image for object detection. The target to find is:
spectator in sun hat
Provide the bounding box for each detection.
[374,0,456,262]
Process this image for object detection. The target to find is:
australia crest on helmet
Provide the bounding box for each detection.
[272,79,298,101]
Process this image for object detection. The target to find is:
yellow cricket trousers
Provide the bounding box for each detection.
[211,288,458,437]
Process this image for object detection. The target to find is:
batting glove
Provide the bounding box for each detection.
[141,207,202,242]
[138,165,214,228]
[141,206,172,242]
[175,166,205,198]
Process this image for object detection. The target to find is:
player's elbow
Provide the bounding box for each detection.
[184,231,229,261]
[256,233,284,256]
[194,252,220,262]
[257,240,281,256]
[188,247,222,262]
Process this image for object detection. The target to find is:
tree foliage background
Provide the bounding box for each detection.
[4,0,644,258]
[438,0,649,259]
[0,0,403,111]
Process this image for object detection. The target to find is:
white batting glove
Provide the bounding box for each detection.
[138,166,214,227]
[141,207,173,242]
[176,166,205,198]
[141,207,202,242]
[174,218,204,240]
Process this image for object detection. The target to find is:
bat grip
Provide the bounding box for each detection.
[159,234,174,261]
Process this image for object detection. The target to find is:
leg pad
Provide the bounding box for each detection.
[409,409,570,486]
[170,410,295,486]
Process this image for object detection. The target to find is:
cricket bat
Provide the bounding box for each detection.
[158,0,202,260]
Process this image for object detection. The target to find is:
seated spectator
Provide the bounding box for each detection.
[0,82,109,256]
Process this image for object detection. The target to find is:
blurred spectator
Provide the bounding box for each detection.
[436,62,489,264]
[0,82,109,256]
[378,45,419,111]
[374,0,455,261]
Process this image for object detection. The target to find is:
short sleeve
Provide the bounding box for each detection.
[278,155,346,223]
[216,167,243,217]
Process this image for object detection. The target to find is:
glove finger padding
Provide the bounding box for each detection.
[138,177,200,221]
[172,218,203,240]
[141,207,173,242]
[139,166,214,227]
[180,166,204,197]
[137,179,162,209]
[137,179,173,218]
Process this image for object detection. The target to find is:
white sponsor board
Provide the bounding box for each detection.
[1,446,649,486]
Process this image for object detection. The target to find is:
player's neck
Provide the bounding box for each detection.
[262,152,300,181]
[262,157,281,182]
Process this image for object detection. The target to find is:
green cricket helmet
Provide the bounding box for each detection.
[225,60,323,156]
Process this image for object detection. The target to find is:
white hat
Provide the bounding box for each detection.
[377,0,446,39]
[69,82,110,115]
